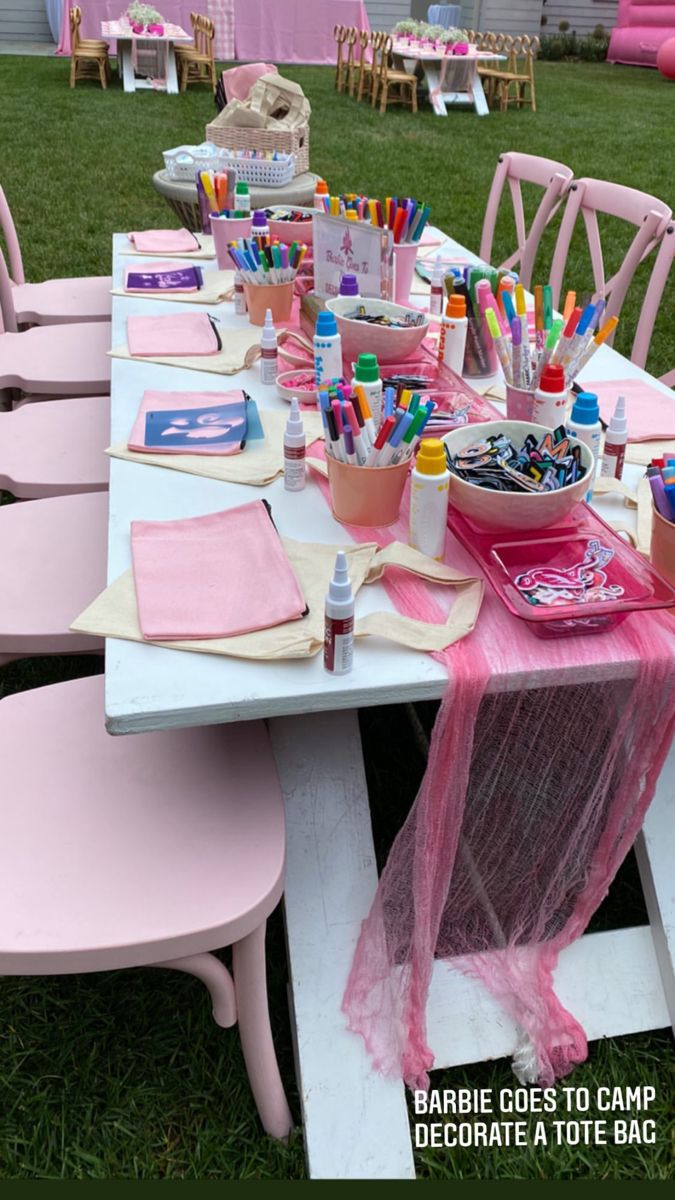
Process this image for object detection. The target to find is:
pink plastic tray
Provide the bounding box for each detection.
[448,502,675,637]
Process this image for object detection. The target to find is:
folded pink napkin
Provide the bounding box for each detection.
[128,229,200,254]
[128,389,247,456]
[126,312,219,357]
[582,378,675,442]
[131,501,307,641]
[124,261,200,293]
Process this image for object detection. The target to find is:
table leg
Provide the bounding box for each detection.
[269,711,415,1181]
[165,42,179,94]
[119,40,136,93]
[421,64,448,116]
[634,737,675,1031]
[470,66,490,117]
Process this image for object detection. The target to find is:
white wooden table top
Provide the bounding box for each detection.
[105,232,673,733]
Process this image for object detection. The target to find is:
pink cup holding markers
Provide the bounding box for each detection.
[650,505,675,615]
[392,242,419,305]
[209,214,252,269]
[326,457,409,527]
[244,281,294,326]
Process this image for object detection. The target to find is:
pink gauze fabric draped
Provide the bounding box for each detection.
[207,0,235,60]
[310,449,675,1089]
[232,0,369,66]
[56,0,71,54]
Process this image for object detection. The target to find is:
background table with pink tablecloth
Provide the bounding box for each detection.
[56,0,367,64]
[232,0,368,65]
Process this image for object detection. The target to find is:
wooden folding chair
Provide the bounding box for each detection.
[334,25,349,92]
[549,178,672,337]
[356,30,382,103]
[478,33,511,110]
[176,14,216,91]
[630,223,675,386]
[479,151,574,289]
[345,28,359,96]
[69,6,109,90]
[496,34,540,112]
[373,35,417,116]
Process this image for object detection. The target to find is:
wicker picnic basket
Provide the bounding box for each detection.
[203,115,310,177]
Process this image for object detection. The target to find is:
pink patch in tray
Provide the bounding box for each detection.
[449,502,675,638]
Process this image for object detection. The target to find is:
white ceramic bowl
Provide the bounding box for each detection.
[442,420,594,532]
[325,296,429,364]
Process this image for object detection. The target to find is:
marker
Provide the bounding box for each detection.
[377,411,414,466]
[532,318,563,388]
[534,285,544,355]
[514,284,531,386]
[562,290,576,322]
[543,285,553,332]
[552,306,582,367]
[573,316,619,374]
[365,415,396,466]
[511,316,524,389]
[485,307,513,384]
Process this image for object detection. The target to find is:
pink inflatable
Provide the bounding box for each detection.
[656,33,675,74]
[607,1,675,67]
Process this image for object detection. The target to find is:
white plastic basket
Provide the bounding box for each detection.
[163,143,230,181]
[222,154,296,189]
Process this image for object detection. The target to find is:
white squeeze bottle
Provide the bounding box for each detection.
[600,393,627,481]
[314,311,343,388]
[284,397,306,491]
[409,439,450,561]
[532,363,567,429]
[567,391,601,501]
[351,353,383,430]
[429,255,445,317]
[314,178,329,211]
[440,294,467,375]
[260,308,278,385]
[324,550,354,675]
[233,270,247,315]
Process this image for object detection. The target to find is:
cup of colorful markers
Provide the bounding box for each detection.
[225,235,308,325]
[648,459,675,611]
[209,214,252,268]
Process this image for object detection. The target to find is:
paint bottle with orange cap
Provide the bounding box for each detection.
[439,294,468,376]
[409,438,450,561]
[314,179,329,211]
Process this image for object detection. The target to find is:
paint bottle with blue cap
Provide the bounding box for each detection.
[567,391,601,500]
[314,311,343,389]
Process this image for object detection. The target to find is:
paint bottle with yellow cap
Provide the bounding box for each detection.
[409,438,450,561]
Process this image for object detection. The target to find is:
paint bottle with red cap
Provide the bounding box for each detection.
[532,363,568,429]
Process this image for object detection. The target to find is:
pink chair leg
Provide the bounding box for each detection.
[232,921,293,1140]
[153,952,237,1027]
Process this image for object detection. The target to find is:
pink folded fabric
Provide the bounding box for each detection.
[126,312,219,357]
[127,229,201,254]
[131,501,307,641]
[221,61,278,102]
[124,262,200,293]
[582,378,675,442]
[128,389,247,456]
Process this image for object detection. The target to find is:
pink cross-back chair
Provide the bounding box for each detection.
[549,178,673,342]
[0,674,293,1139]
[0,491,107,667]
[0,395,109,498]
[0,184,111,326]
[0,251,111,402]
[478,151,574,290]
[631,222,675,388]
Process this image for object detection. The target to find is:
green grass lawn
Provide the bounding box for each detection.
[0,53,673,1181]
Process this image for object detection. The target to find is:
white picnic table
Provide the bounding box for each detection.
[101,20,192,94]
[391,40,506,117]
[107,232,674,1179]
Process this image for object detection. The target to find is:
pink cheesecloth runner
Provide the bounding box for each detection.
[312,453,675,1089]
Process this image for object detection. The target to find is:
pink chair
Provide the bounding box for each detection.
[478,151,574,290]
[0,674,293,1139]
[549,178,672,341]
[0,491,107,667]
[0,184,111,326]
[631,222,675,387]
[0,395,109,498]
[0,260,111,402]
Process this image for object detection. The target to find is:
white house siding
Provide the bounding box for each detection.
[543,1,619,38]
[455,1,544,35]
[0,0,53,42]
[365,0,416,32]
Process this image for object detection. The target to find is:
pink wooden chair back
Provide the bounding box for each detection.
[0,185,25,286]
[549,177,672,341]
[0,244,19,333]
[631,222,675,387]
[479,151,573,290]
